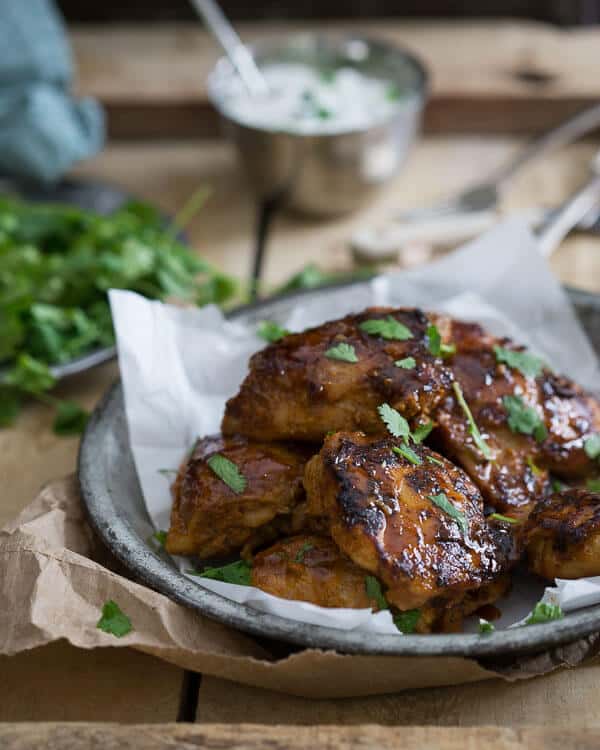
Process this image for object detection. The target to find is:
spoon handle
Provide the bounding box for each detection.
[189,0,269,96]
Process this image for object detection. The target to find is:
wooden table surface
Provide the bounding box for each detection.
[3,18,600,749]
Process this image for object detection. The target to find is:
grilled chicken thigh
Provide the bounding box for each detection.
[525,489,600,579]
[303,432,512,613]
[222,307,453,442]
[166,435,309,558]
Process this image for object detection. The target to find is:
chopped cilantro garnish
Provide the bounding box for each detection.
[503,395,548,443]
[207,454,247,494]
[378,403,410,441]
[190,560,252,586]
[452,382,493,460]
[426,455,444,467]
[96,600,132,638]
[488,513,521,525]
[359,316,413,341]
[325,342,358,363]
[426,324,456,358]
[257,320,290,343]
[151,530,168,547]
[428,492,468,537]
[392,443,421,465]
[584,434,600,460]
[494,345,544,378]
[479,618,495,634]
[525,601,563,625]
[395,356,416,369]
[586,478,600,492]
[365,575,388,611]
[412,421,434,444]
[294,542,314,563]
[394,609,420,633]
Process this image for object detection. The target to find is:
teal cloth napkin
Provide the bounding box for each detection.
[0,0,104,183]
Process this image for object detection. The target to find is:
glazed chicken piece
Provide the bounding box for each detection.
[166,435,310,559]
[251,534,510,633]
[222,307,454,443]
[303,431,512,614]
[434,319,600,521]
[525,488,600,579]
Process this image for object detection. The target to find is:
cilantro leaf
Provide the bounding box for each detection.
[378,403,410,440]
[294,542,314,563]
[395,356,416,369]
[586,479,600,492]
[428,492,468,537]
[364,575,389,611]
[426,455,444,467]
[426,324,455,357]
[53,400,89,435]
[96,600,133,638]
[584,434,600,460]
[257,320,290,343]
[325,342,358,363]
[494,345,544,378]
[392,443,422,465]
[488,513,521,525]
[503,395,548,443]
[479,618,495,634]
[412,421,434,444]
[452,382,493,460]
[525,601,563,625]
[4,354,55,394]
[394,609,420,633]
[151,530,168,547]
[207,454,247,494]
[190,560,252,586]
[359,316,413,341]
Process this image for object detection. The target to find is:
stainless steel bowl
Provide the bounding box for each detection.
[207,34,428,217]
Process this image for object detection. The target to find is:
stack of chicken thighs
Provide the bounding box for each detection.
[166,308,600,633]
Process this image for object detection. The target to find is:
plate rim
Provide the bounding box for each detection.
[78,282,600,656]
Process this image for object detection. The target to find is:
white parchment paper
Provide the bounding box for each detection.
[109,218,600,635]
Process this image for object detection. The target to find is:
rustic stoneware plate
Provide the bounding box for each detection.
[79,282,600,656]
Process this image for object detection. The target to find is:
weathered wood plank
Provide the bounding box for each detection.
[2,723,600,749]
[70,21,600,137]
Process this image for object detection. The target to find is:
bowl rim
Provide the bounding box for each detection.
[206,31,429,138]
[78,281,600,657]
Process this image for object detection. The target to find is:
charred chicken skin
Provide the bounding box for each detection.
[303,431,512,613]
[525,489,600,579]
[166,435,309,559]
[222,307,453,443]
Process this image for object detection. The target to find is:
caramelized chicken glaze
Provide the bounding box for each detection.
[166,435,310,558]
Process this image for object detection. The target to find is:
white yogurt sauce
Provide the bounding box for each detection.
[216,62,406,135]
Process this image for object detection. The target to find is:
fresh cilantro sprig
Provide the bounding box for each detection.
[494,346,544,378]
[503,395,548,443]
[395,356,415,369]
[428,492,469,538]
[364,575,389,611]
[584,434,600,460]
[392,443,421,465]
[452,381,493,460]
[426,324,456,358]
[479,618,495,634]
[359,316,413,341]
[525,601,563,625]
[488,513,521,525]
[96,600,133,638]
[325,342,358,363]
[189,560,252,586]
[412,421,434,444]
[378,403,411,441]
[206,454,247,494]
[394,609,420,634]
[257,320,290,343]
[294,542,314,563]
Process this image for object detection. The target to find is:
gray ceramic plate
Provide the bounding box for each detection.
[79,282,600,656]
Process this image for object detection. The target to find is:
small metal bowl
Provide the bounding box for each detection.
[207,34,428,217]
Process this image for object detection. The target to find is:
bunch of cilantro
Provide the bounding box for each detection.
[0,196,236,434]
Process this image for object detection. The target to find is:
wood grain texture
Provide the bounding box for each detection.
[70,21,600,137]
[3,723,600,749]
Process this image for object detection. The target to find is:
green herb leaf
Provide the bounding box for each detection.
[551,479,566,493]
[426,324,455,358]
[525,601,563,625]
[4,354,55,394]
[294,542,314,563]
[392,443,422,465]
[191,560,252,586]
[479,618,495,634]
[257,320,290,343]
[428,492,468,537]
[207,454,247,494]
[426,455,444,467]
[378,403,410,441]
[494,345,544,378]
[359,316,413,341]
[584,434,600,460]
[53,400,89,435]
[488,513,521,525]
[452,382,493,460]
[151,530,168,547]
[393,609,420,633]
[503,395,548,443]
[96,600,132,638]
[395,356,416,369]
[412,421,434,444]
[364,575,389,611]
[325,342,358,363]
[586,479,600,492]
